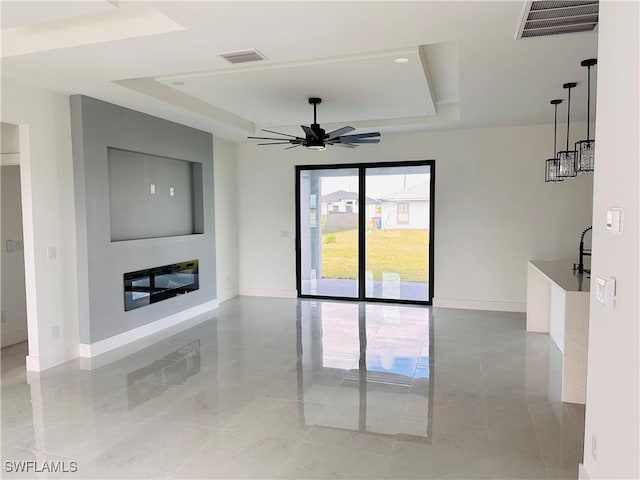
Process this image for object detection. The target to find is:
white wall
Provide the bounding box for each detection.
[1,163,28,347]
[1,78,79,370]
[237,123,594,309]
[213,137,239,302]
[581,2,639,479]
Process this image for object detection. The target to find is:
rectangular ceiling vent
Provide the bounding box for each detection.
[517,1,598,39]
[219,49,266,64]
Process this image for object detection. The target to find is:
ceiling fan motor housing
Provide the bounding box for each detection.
[308,124,326,148]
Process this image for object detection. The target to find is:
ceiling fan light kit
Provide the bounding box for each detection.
[545,58,597,183]
[248,97,381,150]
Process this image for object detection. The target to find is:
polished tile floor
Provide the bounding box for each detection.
[1,297,585,479]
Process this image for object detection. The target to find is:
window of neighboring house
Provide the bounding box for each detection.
[332,204,339,212]
[346,200,354,213]
[397,201,409,224]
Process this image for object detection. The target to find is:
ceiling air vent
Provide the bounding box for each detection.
[517,1,599,39]
[219,49,266,64]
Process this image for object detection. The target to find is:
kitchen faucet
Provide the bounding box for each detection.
[573,226,592,274]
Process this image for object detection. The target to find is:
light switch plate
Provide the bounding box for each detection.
[596,276,616,308]
[606,208,623,233]
[150,183,156,194]
[169,187,175,197]
[47,247,57,261]
[595,277,606,304]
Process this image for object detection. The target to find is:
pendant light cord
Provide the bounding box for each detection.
[587,65,591,141]
[554,103,558,157]
[566,86,571,151]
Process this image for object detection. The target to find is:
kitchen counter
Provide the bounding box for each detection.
[526,260,590,404]
[528,261,590,292]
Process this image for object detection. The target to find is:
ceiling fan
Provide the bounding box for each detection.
[248,97,381,150]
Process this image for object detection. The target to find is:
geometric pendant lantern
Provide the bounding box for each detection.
[557,82,578,179]
[576,58,597,173]
[545,99,564,183]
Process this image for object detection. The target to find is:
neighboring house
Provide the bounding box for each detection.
[321,190,360,214]
[379,181,430,229]
[321,190,379,232]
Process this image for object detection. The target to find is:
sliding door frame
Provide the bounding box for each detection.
[295,160,435,305]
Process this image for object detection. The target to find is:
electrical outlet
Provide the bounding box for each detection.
[50,326,59,339]
[47,247,57,261]
[150,183,156,194]
[169,187,175,197]
[591,434,597,462]
[1,311,6,324]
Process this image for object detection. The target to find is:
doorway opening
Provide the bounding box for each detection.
[1,122,28,367]
[296,160,435,304]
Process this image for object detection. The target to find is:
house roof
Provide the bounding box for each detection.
[382,181,430,201]
[322,190,378,204]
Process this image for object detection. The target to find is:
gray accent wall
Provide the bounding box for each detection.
[70,95,216,344]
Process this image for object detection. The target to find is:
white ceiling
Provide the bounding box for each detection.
[0,1,598,141]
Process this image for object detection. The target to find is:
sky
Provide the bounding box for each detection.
[321,172,430,199]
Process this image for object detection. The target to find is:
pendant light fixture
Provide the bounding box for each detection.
[576,58,597,172]
[545,99,564,183]
[557,82,578,179]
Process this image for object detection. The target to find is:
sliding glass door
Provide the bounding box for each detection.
[296,161,434,304]
[298,167,360,298]
[364,165,431,302]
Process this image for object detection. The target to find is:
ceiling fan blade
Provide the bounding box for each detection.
[333,143,358,148]
[326,126,355,139]
[248,136,294,141]
[301,125,320,140]
[261,129,300,139]
[343,138,380,144]
[257,142,294,145]
[284,144,302,150]
[339,132,381,142]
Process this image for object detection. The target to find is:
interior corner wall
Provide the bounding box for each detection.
[70,95,216,346]
[581,2,640,479]
[213,137,239,302]
[236,123,594,308]
[0,78,79,370]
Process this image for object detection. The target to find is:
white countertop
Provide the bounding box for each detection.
[529,261,591,293]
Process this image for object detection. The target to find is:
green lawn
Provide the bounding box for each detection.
[322,228,429,282]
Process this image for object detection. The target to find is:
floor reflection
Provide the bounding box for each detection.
[1,297,584,479]
[126,340,201,410]
[296,301,432,440]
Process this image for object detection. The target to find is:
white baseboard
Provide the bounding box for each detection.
[217,290,239,303]
[433,297,526,313]
[79,300,218,358]
[1,328,28,348]
[26,344,79,372]
[239,287,297,298]
[578,463,591,480]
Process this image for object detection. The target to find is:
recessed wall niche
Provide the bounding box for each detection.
[107,147,204,241]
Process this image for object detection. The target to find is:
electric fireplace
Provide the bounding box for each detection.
[123,260,199,311]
